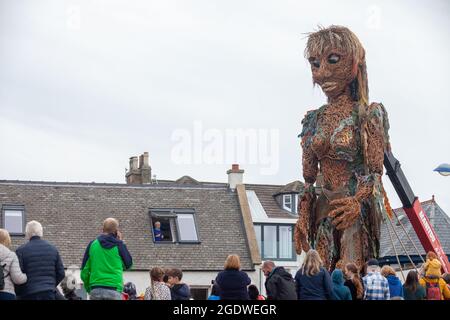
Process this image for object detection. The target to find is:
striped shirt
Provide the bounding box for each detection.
[363,272,390,300]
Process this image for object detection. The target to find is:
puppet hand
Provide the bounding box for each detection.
[328,196,361,230]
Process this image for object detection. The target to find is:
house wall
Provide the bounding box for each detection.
[70,269,259,299]
[122,271,233,296]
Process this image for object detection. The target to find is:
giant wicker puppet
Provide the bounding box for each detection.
[294,26,392,270]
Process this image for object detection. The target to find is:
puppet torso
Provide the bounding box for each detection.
[309,101,362,193]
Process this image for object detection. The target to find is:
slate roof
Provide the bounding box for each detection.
[380,199,450,259]
[0,180,254,271]
[273,180,304,196]
[245,182,301,219]
[174,176,201,185]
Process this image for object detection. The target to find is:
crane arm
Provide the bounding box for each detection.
[384,150,450,273]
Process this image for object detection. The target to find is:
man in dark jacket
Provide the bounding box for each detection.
[15,221,65,300]
[262,261,297,300]
[81,218,133,300]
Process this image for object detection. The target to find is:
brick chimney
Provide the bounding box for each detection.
[227,164,244,189]
[126,152,152,184]
[139,152,151,184]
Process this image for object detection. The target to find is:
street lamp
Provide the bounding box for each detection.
[434,163,450,176]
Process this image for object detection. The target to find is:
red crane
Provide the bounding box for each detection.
[384,151,450,273]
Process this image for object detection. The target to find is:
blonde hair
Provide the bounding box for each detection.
[103,218,119,234]
[381,265,396,277]
[224,254,241,270]
[304,25,369,107]
[302,249,323,276]
[0,228,12,248]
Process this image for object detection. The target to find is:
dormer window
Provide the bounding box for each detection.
[274,181,304,215]
[282,194,292,211]
[281,194,298,214]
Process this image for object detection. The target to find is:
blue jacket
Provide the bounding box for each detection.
[15,236,65,297]
[215,269,251,300]
[153,228,163,241]
[295,267,333,300]
[331,269,352,300]
[170,283,191,300]
[386,275,403,298]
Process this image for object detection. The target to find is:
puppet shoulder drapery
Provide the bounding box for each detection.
[300,106,326,184]
[362,102,390,174]
[294,107,323,254]
[357,102,392,258]
[355,101,391,207]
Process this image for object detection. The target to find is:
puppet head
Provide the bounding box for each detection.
[305,25,368,106]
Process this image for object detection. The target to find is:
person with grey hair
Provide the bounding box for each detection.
[261,260,297,300]
[15,220,65,300]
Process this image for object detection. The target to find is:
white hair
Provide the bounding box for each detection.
[25,220,43,239]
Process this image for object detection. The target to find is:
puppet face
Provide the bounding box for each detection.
[308,48,356,100]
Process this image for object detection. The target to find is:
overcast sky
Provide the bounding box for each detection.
[0,0,449,215]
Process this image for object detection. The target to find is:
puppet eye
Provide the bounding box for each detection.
[309,58,320,68]
[327,54,340,64]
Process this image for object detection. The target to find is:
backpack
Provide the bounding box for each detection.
[425,281,441,300]
[0,263,9,291]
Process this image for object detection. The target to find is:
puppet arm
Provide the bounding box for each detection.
[295,110,319,253]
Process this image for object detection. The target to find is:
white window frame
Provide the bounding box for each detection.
[294,194,299,214]
[282,194,292,211]
[150,209,200,244]
[253,223,296,261]
[175,213,199,243]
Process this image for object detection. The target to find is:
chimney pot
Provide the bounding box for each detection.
[142,152,149,168]
[126,153,151,184]
[139,152,151,183]
[130,156,138,170]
